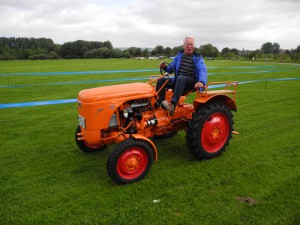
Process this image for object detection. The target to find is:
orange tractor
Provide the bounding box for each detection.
[75,72,238,184]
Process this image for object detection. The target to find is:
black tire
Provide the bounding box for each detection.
[107,138,154,184]
[75,126,107,153]
[186,101,233,159]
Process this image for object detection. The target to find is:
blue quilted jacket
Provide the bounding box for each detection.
[164,50,207,85]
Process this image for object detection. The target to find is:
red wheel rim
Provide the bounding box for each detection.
[117,147,148,180]
[201,112,230,153]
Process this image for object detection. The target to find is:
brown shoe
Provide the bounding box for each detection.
[168,103,175,116]
[161,100,175,116]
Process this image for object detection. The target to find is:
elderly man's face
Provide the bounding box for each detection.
[183,38,194,55]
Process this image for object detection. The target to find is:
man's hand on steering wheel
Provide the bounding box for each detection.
[159,62,167,69]
[194,82,204,89]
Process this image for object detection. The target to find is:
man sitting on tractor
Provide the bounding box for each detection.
[156,36,207,115]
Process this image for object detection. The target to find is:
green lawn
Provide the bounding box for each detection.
[0,59,299,224]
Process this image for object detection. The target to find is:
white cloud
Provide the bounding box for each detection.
[0,0,299,50]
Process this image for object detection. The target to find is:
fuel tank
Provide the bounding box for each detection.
[77,83,155,131]
[78,83,155,103]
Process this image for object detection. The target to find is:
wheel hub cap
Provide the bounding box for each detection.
[117,148,148,179]
[211,127,221,139]
[125,156,140,171]
[202,112,230,153]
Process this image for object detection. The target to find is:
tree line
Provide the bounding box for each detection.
[0,37,300,62]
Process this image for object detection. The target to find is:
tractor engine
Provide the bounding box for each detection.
[121,98,157,135]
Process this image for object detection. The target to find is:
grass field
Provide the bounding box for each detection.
[0,59,299,224]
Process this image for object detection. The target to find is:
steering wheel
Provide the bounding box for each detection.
[160,62,176,77]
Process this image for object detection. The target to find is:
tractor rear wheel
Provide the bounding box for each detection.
[186,101,233,159]
[75,126,107,153]
[107,138,154,184]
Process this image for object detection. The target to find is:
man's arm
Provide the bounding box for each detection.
[159,54,179,74]
[195,81,204,88]
[195,57,207,86]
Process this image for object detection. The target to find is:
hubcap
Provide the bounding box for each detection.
[125,155,140,171]
[201,112,230,153]
[117,148,148,179]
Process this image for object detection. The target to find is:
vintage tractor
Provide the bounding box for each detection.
[75,70,238,184]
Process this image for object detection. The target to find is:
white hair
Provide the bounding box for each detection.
[183,36,195,45]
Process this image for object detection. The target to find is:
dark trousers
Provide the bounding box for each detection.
[156,75,196,105]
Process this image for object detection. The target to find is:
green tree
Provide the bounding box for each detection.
[124,47,141,57]
[162,47,172,57]
[103,40,113,49]
[60,42,77,58]
[48,51,59,59]
[230,48,239,56]
[225,52,237,60]
[38,38,54,51]
[134,48,142,57]
[249,50,262,59]
[291,52,300,61]
[273,42,280,54]
[163,47,172,57]
[153,45,164,55]
[274,52,289,62]
[99,47,113,58]
[60,40,91,58]
[199,43,219,57]
[142,49,149,58]
[112,49,123,58]
[172,46,183,55]
[123,51,131,58]
[221,47,230,58]
[0,45,16,60]
[261,42,273,54]
[91,41,103,49]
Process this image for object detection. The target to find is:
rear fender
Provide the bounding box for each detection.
[131,134,158,162]
[193,95,237,111]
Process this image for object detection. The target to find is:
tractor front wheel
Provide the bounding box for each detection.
[186,101,233,159]
[107,138,154,184]
[75,126,107,153]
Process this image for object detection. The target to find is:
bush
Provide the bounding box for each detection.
[48,51,59,59]
[274,53,290,62]
[291,52,300,61]
[0,53,16,60]
[29,54,51,60]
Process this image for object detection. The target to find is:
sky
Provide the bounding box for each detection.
[0,0,299,51]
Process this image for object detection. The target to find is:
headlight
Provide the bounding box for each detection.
[78,115,86,129]
[123,107,133,119]
[109,113,118,128]
[123,108,129,118]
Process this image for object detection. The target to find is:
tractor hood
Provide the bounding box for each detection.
[78,82,155,103]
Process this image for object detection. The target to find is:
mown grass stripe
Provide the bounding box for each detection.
[0,77,150,88]
[1,78,299,109]
[0,69,158,77]
[1,64,299,77]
